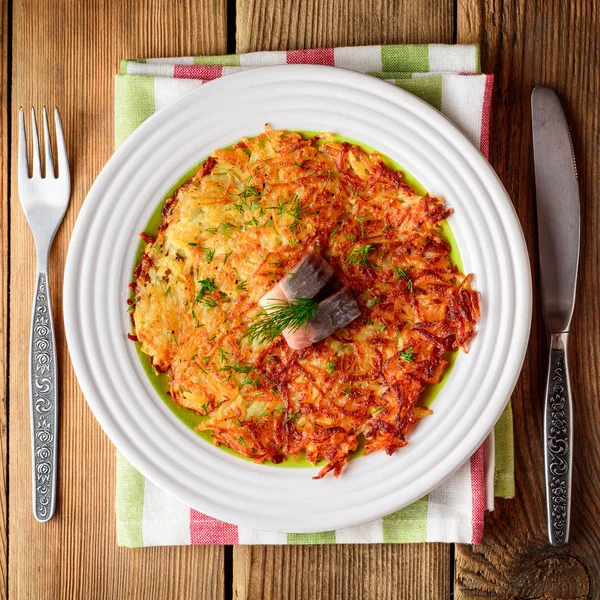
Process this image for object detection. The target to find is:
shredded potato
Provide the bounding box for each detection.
[130,127,480,478]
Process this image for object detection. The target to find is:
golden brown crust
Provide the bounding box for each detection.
[130,127,480,478]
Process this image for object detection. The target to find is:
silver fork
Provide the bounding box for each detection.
[18,108,70,522]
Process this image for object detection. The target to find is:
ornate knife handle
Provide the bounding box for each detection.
[30,271,58,522]
[544,332,573,546]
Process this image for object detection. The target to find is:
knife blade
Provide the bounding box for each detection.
[531,85,580,547]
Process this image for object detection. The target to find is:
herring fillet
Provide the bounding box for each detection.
[286,287,361,350]
[279,250,334,300]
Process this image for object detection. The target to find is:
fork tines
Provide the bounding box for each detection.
[19,107,68,181]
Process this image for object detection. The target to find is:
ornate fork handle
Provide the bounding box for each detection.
[544,332,573,546]
[30,270,58,522]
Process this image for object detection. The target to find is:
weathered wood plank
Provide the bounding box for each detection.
[9,1,227,599]
[233,544,451,600]
[236,0,453,52]
[234,1,453,598]
[456,0,600,597]
[0,0,8,598]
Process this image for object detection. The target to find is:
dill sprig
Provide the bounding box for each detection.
[194,277,217,307]
[346,244,377,267]
[393,266,407,279]
[243,298,318,346]
[237,176,262,200]
[399,347,415,363]
[219,360,255,374]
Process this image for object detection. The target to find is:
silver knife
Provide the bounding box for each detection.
[531,86,580,546]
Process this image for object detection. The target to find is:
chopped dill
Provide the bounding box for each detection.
[127,297,140,312]
[400,347,415,363]
[236,176,262,200]
[198,297,218,309]
[223,250,233,264]
[237,436,247,447]
[326,361,336,375]
[205,249,215,263]
[346,244,377,267]
[356,215,366,238]
[198,277,217,297]
[219,360,254,374]
[193,360,208,374]
[236,279,248,292]
[240,377,259,389]
[284,409,300,424]
[393,266,407,280]
[366,296,380,308]
[220,221,239,235]
[372,404,387,414]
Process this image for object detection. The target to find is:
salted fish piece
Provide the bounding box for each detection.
[278,250,334,300]
[285,286,361,350]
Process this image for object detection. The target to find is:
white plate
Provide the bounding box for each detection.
[64,65,531,533]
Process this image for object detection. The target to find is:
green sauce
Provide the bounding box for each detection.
[130,132,463,468]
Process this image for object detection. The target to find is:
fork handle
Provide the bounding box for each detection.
[30,268,58,522]
[544,332,573,546]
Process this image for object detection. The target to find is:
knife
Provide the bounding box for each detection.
[531,86,580,546]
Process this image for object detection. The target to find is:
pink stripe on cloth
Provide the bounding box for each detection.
[190,509,239,544]
[470,445,486,544]
[479,74,494,158]
[286,48,335,66]
[174,64,223,80]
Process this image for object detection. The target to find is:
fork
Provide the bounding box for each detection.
[18,108,70,522]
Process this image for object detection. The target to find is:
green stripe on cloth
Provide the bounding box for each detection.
[119,58,147,74]
[394,76,443,111]
[193,54,241,66]
[494,402,515,497]
[474,45,481,73]
[116,452,146,547]
[382,495,429,542]
[115,75,155,147]
[367,71,418,79]
[287,531,336,544]
[381,45,429,73]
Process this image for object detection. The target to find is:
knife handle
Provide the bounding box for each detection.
[544,332,573,546]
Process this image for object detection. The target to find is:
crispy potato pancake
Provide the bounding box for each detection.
[130,127,480,478]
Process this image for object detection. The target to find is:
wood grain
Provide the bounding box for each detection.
[233,544,451,600]
[456,0,600,598]
[235,0,453,52]
[8,1,227,599]
[0,1,8,598]
[233,2,453,599]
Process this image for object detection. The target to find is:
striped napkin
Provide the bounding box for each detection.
[114,44,514,547]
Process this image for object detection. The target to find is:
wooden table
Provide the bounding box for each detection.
[3,0,599,598]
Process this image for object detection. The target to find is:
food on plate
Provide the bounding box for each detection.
[257,251,361,350]
[129,126,480,478]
